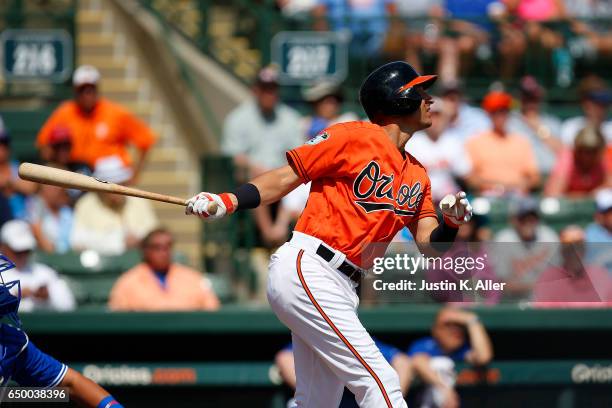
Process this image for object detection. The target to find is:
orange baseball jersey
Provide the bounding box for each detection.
[287,121,436,268]
[37,98,156,168]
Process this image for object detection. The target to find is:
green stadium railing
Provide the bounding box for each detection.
[0,107,56,162]
[19,306,612,334]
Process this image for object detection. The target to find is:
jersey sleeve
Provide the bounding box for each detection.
[286,124,360,183]
[13,340,68,387]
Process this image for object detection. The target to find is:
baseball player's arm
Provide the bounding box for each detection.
[275,349,297,389]
[463,318,494,366]
[60,367,124,408]
[186,165,301,219]
[411,354,447,388]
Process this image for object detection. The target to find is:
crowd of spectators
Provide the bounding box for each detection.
[221,62,612,306]
[2,19,612,309]
[275,0,612,84]
[0,65,220,313]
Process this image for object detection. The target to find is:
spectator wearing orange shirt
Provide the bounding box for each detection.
[36,65,155,184]
[466,91,540,196]
[108,228,220,311]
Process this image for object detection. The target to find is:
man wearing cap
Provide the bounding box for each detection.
[301,81,358,141]
[221,65,302,255]
[0,220,75,311]
[36,65,156,183]
[560,75,612,145]
[507,76,563,174]
[545,126,611,197]
[71,157,158,255]
[42,126,90,174]
[222,65,302,177]
[494,196,559,301]
[466,91,540,195]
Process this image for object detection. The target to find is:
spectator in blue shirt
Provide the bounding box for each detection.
[313,0,397,55]
[408,307,493,408]
[0,127,37,220]
[431,0,526,82]
[586,189,612,270]
[27,183,73,254]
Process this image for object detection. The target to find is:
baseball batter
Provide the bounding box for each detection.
[186,61,473,408]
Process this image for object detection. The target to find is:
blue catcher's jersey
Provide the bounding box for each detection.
[0,324,68,387]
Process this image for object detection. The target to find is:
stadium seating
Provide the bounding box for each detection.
[0,108,56,162]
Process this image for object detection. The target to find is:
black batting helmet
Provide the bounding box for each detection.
[359,61,437,122]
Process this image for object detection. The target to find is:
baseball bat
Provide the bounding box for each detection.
[18,162,218,213]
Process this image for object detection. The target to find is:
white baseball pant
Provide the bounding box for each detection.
[267,231,407,408]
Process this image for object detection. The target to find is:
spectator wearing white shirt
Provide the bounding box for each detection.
[405,97,471,202]
[494,197,559,301]
[222,66,302,251]
[221,65,302,178]
[507,76,563,175]
[438,81,491,142]
[71,157,158,255]
[0,220,75,312]
[560,76,612,145]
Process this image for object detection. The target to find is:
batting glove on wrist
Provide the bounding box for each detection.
[185,192,235,220]
[439,191,473,227]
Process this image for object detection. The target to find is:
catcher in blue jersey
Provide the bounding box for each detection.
[0,254,124,408]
